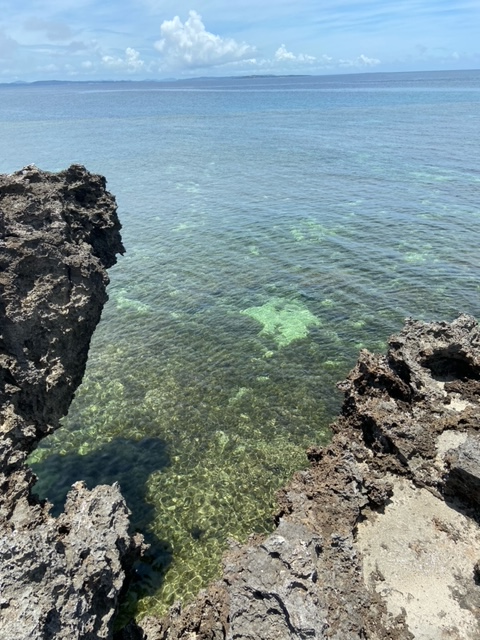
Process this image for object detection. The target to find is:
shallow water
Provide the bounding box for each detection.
[1,70,480,618]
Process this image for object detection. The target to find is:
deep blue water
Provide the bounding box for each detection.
[2,69,480,617]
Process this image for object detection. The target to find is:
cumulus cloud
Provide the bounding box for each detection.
[358,53,380,66]
[24,18,73,41]
[318,54,334,65]
[37,63,59,73]
[274,44,316,63]
[102,47,145,72]
[248,46,377,73]
[155,10,255,70]
[339,53,381,67]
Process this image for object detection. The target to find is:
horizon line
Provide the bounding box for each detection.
[1,67,480,87]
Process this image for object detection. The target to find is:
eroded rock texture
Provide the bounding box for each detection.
[2,166,479,639]
[137,315,480,640]
[0,165,141,639]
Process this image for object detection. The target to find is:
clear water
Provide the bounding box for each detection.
[1,70,480,619]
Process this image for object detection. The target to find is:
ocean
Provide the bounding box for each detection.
[1,69,479,619]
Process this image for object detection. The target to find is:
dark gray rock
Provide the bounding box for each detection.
[225,521,326,640]
[0,482,135,639]
[0,165,142,640]
[445,432,480,507]
[139,315,480,640]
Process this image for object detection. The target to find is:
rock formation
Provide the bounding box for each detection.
[2,164,479,639]
[136,315,480,640]
[0,165,142,639]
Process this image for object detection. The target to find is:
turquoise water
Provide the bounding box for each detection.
[1,70,480,618]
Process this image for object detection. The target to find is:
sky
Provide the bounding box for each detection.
[0,0,479,82]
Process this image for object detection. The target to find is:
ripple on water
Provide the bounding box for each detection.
[20,73,480,620]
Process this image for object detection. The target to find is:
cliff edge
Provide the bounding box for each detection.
[137,315,480,640]
[0,165,141,639]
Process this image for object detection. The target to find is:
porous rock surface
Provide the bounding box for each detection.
[136,315,480,640]
[2,165,479,639]
[0,165,141,639]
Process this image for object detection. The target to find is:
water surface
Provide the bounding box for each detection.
[1,70,479,617]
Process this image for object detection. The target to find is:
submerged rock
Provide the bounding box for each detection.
[0,165,143,639]
[136,315,480,639]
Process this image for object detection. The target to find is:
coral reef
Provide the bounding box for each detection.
[134,314,480,639]
[0,165,143,639]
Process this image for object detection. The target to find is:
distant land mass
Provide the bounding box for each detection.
[0,74,314,87]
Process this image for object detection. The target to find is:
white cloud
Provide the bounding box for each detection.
[358,53,381,66]
[339,53,381,67]
[102,47,145,72]
[274,44,315,63]
[318,54,334,65]
[245,47,377,74]
[37,63,59,72]
[155,10,255,70]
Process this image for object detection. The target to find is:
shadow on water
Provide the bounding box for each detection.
[30,436,172,623]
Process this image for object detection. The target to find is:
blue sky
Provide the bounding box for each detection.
[0,0,479,81]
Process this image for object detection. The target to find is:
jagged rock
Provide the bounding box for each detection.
[138,315,480,640]
[2,165,479,638]
[0,482,135,639]
[0,165,142,640]
[445,432,480,507]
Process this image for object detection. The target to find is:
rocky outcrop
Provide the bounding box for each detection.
[137,315,480,640]
[2,165,479,638]
[0,165,142,639]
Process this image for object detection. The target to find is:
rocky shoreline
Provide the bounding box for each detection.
[1,166,479,639]
[135,314,480,640]
[0,165,143,639]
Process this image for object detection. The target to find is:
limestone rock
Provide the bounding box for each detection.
[0,165,141,640]
[445,432,480,507]
[138,315,480,640]
[3,164,479,638]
